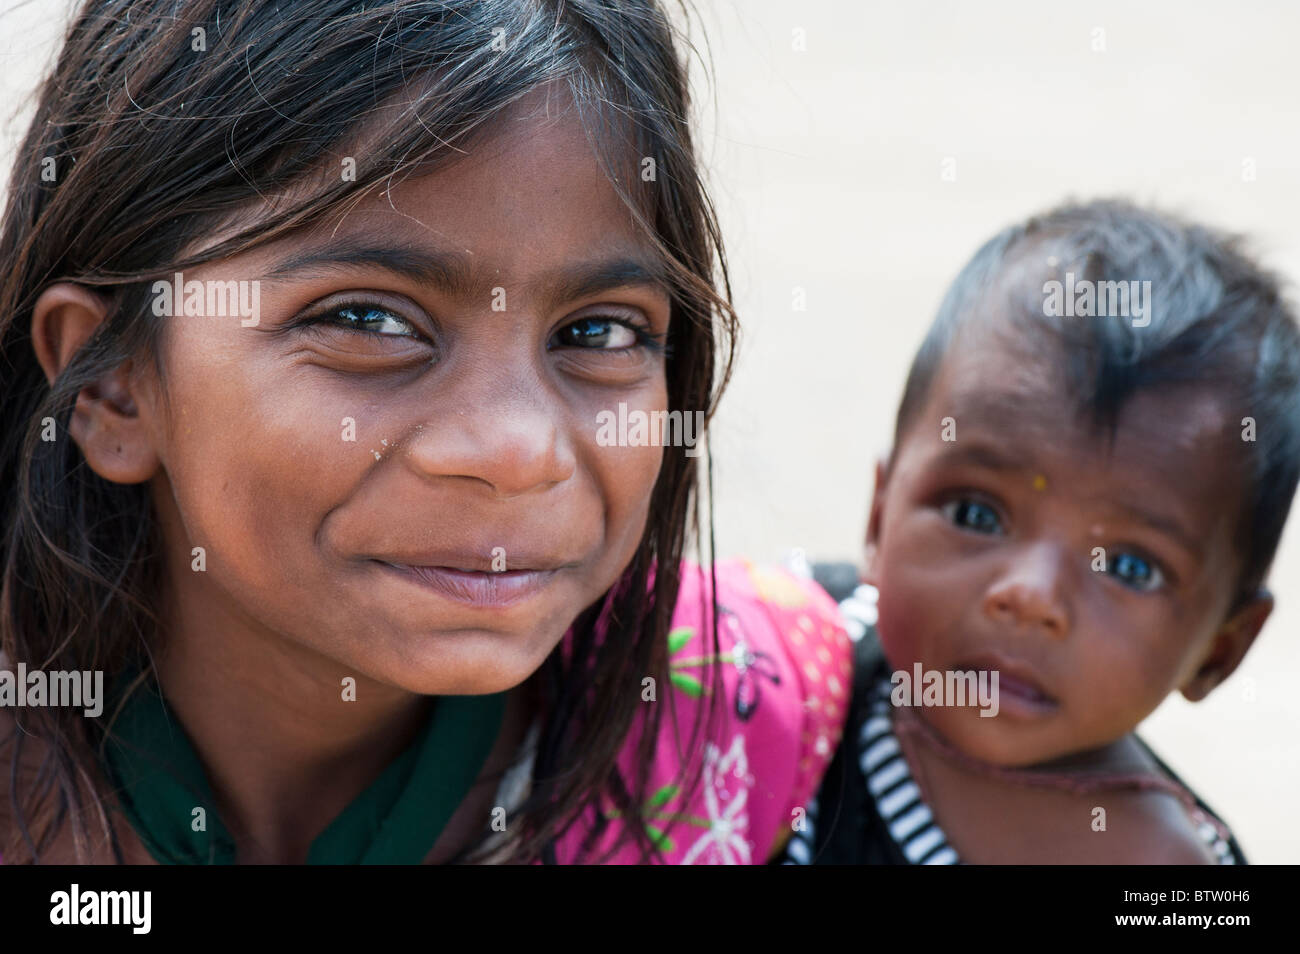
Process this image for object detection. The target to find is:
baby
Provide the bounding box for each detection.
[788,199,1300,864]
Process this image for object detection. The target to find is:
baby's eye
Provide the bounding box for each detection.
[321,303,416,337]
[552,316,642,350]
[941,497,1003,535]
[1108,551,1164,592]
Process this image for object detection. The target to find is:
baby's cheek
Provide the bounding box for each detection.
[1066,630,1171,741]
[874,573,930,671]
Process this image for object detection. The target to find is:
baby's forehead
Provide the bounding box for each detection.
[925,326,1244,485]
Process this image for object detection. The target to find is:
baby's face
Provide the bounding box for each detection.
[139,90,671,695]
[866,320,1255,766]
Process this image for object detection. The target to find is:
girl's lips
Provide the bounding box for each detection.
[378,562,560,609]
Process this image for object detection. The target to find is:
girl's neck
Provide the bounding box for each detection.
[155,573,437,862]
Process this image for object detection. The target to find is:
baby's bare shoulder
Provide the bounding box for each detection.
[1064,786,1219,864]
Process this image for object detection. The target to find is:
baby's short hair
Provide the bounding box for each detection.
[893,199,1300,605]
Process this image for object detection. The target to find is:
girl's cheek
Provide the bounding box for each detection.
[158,366,341,567]
[597,441,665,536]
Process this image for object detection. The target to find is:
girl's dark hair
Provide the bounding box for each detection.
[893,198,1300,608]
[0,0,737,863]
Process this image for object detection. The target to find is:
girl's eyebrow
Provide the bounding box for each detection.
[261,238,470,289]
[258,237,672,309]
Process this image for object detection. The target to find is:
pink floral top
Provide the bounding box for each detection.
[548,559,852,864]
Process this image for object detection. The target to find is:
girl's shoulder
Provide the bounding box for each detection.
[554,558,853,864]
[0,656,152,865]
[0,707,119,864]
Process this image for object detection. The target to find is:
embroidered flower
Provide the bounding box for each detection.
[730,633,781,722]
[680,734,753,865]
[667,623,735,699]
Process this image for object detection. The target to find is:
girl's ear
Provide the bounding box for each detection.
[1179,590,1273,702]
[862,451,892,586]
[30,282,161,485]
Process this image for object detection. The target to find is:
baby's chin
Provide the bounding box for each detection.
[915,704,1084,769]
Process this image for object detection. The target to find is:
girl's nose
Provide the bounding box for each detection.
[981,542,1071,639]
[403,362,577,499]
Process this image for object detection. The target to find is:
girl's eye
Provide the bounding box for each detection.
[941,497,1003,535]
[311,302,416,337]
[552,316,642,350]
[1108,551,1164,592]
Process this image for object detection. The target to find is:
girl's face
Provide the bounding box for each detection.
[139,93,672,695]
[864,318,1266,767]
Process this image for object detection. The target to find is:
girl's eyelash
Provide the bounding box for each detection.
[293,300,420,338]
[289,302,669,354]
[622,321,668,354]
[554,314,670,355]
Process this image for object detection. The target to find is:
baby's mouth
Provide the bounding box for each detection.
[950,653,1059,712]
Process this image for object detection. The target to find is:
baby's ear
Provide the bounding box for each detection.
[862,451,892,586]
[1180,590,1273,702]
[30,282,161,485]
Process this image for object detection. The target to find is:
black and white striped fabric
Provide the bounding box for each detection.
[855,676,961,864]
[782,669,959,865]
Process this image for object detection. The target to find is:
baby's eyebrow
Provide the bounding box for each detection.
[1086,497,1202,558]
[934,441,1203,557]
[257,237,672,308]
[934,441,1026,473]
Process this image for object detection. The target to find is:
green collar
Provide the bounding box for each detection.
[100,674,506,864]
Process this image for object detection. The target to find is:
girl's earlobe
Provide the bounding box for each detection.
[31,282,160,485]
[67,367,160,485]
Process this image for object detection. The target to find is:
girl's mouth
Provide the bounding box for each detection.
[376,562,561,609]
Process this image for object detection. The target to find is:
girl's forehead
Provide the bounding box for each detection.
[186,84,659,287]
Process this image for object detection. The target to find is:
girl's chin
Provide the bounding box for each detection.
[379,646,548,697]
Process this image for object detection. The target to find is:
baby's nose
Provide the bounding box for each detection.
[981,543,1071,639]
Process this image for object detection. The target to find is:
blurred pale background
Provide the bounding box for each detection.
[3,0,1295,861]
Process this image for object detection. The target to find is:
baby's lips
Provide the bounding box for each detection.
[950,652,1057,704]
